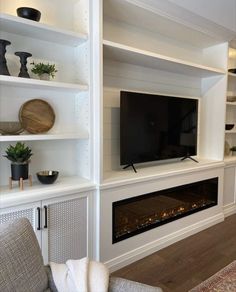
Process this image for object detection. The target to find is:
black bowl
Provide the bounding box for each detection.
[37,171,59,184]
[225,124,234,130]
[17,7,41,22]
[228,68,236,74]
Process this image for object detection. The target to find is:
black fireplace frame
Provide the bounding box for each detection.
[112,177,218,244]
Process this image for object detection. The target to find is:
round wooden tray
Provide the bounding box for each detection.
[19,99,55,134]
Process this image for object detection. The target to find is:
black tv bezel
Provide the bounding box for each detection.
[120,90,199,166]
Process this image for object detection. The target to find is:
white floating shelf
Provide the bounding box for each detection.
[224,156,236,166]
[103,40,226,77]
[0,176,95,209]
[104,0,234,48]
[226,102,236,106]
[0,75,88,92]
[0,13,87,47]
[0,132,89,142]
[228,72,236,78]
[225,130,236,134]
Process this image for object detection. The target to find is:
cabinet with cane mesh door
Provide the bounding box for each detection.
[0,191,92,264]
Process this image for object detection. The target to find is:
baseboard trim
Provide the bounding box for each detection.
[105,212,224,272]
[223,203,236,217]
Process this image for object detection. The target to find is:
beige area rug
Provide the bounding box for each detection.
[189,260,236,291]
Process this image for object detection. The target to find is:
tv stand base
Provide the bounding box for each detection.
[123,164,137,173]
[181,155,199,163]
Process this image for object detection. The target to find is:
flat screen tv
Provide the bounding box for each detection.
[120,91,198,166]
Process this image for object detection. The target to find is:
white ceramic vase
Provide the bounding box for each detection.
[39,73,50,81]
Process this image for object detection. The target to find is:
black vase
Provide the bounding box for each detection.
[11,163,29,181]
[0,39,11,76]
[15,52,32,78]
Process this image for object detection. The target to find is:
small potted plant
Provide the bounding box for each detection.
[230,146,236,156]
[3,142,33,181]
[31,62,57,80]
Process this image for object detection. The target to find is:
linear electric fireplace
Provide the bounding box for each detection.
[112,178,218,243]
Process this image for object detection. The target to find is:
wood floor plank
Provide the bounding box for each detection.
[112,214,236,291]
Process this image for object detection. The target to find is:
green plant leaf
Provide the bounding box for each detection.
[31,62,57,78]
[3,142,33,163]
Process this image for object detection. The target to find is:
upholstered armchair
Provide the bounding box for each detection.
[0,218,162,292]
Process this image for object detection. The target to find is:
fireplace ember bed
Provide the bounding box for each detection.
[112,178,218,243]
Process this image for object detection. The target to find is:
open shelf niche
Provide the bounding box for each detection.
[224,47,236,161]
[0,0,92,192]
[101,0,228,183]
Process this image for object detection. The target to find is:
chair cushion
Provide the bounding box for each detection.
[0,218,48,292]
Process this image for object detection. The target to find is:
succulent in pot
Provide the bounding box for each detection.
[3,142,33,180]
[31,62,57,80]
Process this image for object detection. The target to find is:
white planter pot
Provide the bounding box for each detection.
[39,73,50,81]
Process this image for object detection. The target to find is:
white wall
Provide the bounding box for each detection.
[169,0,236,32]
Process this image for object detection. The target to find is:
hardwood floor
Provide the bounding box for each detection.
[112,214,236,291]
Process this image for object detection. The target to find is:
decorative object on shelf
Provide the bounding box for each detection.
[31,62,57,80]
[228,68,236,74]
[16,7,41,22]
[225,124,234,130]
[3,142,33,190]
[36,170,59,184]
[19,99,55,134]
[225,141,230,156]
[230,146,236,156]
[0,121,24,135]
[15,52,32,78]
[227,96,236,102]
[0,39,11,76]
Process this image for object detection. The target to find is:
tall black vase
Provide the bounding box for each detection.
[15,51,32,78]
[0,39,11,76]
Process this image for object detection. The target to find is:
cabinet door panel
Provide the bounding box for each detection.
[0,208,34,224]
[0,203,42,244]
[43,195,87,264]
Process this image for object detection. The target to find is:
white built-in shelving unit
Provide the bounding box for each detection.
[0,0,93,194]
[1,0,236,270]
[100,0,229,184]
[0,0,96,264]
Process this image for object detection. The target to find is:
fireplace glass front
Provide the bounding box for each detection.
[113,178,218,243]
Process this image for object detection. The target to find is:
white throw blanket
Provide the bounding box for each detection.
[50,257,109,292]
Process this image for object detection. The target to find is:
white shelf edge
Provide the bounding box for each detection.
[228,72,236,78]
[0,75,88,92]
[100,159,225,189]
[0,132,89,142]
[0,13,87,47]
[224,156,236,166]
[0,176,95,209]
[226,102,236,106]
[225,130,236,134]
[103,40,226,76]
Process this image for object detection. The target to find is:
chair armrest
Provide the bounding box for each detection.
[109,277,163,292]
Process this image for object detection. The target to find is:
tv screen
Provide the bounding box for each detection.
[120,91,198,166]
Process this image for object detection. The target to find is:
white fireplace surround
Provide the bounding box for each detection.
[99,162,224,271]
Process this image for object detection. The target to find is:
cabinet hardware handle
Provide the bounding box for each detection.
[44,206,48,229]
[37,207,41,230]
